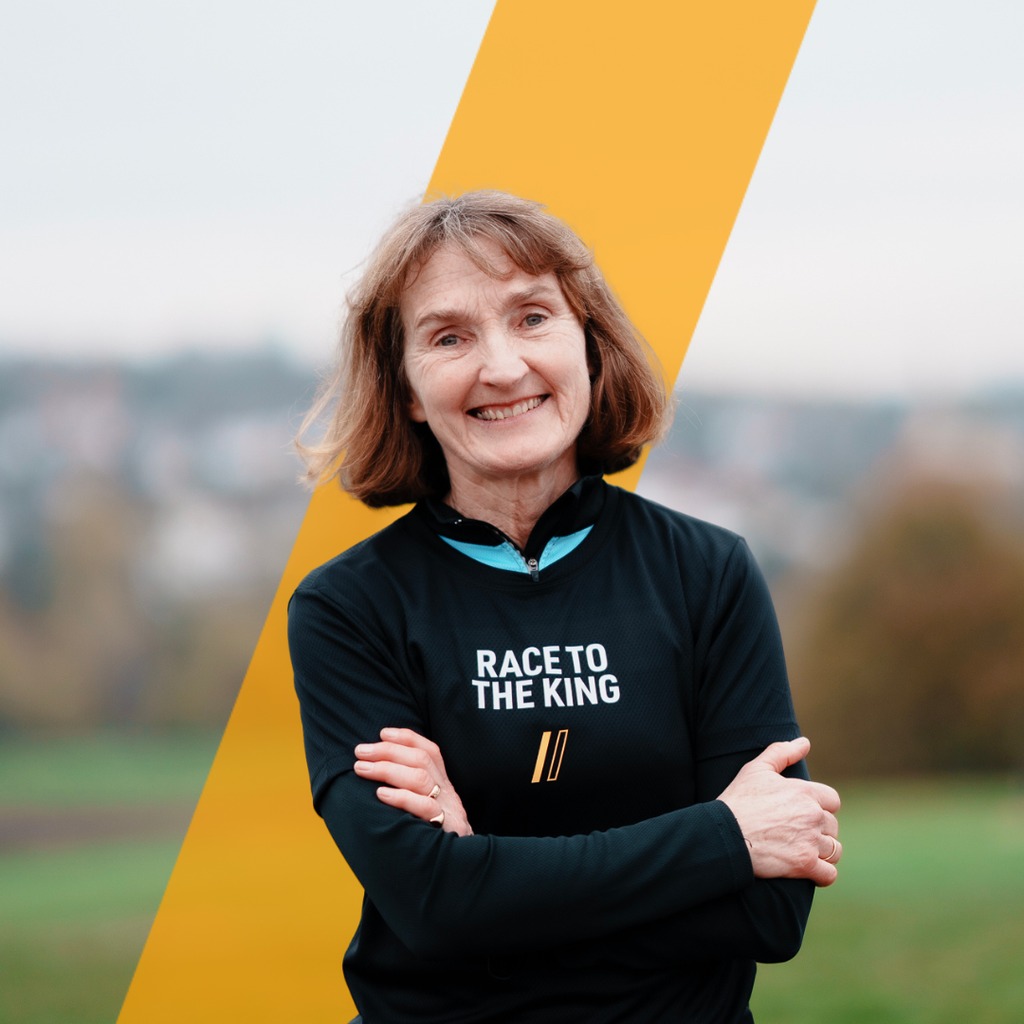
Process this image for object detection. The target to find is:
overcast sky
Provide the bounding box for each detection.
[2,1,1022,399]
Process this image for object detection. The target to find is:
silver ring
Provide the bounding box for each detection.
[427,783,441,800]
[429,809,445,828]
[824,835,840,864]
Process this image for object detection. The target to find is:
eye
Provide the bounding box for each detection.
[523,312,546,328]
[436,333,460,347]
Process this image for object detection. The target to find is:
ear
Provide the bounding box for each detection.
[399,355,428,423]
[407,387,428,423]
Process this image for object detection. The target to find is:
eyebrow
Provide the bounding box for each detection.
[412,308,465,333]
[411,283,564,334]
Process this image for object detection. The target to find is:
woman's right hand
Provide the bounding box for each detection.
[353,727,474,837]
[717,737,842,887]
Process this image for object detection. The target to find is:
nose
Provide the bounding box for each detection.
[477,326,527,387]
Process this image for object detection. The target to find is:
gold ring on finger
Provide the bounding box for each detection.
[824,835,840,864]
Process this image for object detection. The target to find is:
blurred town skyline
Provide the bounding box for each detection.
[5,346,1023,606]
[3,348,1023,766]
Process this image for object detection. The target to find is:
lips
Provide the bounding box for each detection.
[470,395,546,421]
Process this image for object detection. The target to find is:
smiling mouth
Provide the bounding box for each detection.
[470,396,546,421]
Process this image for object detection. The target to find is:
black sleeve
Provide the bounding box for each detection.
[692,537,805,760]
[317,772,754,959]
[570,750,814,967]
[290,580,754,960]
[668,536,816,963]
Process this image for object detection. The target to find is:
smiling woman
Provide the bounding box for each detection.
[401,242,592,545]
[295,191,666,509]
[289,191,842,1023]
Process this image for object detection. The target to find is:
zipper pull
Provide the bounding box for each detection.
[526,557,539,581]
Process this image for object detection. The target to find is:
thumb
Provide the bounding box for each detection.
[754,736,811,774]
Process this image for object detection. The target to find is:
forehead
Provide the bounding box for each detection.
[399,240,562,327]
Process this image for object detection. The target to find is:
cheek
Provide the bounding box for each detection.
[404,361,463,426]
[577,376,595,423]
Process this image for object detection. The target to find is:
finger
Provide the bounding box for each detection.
[354,759,435,794]
[809,858,839,887]
[820,810,840,838]
[374,785,438,823]
[379,727,440,756]
[354,741,434,771]
[819,834,842,864]
[807,781,841,814]
[753,737,811,775]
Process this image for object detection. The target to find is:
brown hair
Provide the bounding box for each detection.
[296,190,670,507]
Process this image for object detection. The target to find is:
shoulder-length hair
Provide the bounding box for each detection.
[296,190,670,507]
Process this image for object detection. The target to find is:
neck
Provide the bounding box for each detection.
[447,465,580,550]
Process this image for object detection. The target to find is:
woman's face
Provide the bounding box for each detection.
[401,240,591,496]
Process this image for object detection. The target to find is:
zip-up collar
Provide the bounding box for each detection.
[419,475,606,563]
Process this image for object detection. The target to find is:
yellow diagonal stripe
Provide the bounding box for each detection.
[532,730,553,783]
[428,0,815,489]
[118,3,815,1019]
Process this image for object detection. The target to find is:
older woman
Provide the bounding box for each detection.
[289,191,841,1023]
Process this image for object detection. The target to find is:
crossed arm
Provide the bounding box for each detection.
[355,729,842,885]
[329,728,841,963]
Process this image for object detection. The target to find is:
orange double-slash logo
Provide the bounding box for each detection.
[531,729,568,783]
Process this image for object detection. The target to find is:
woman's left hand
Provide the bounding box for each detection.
[353,727,474,836]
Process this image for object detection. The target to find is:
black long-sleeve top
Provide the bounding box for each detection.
[289,478,813,1023]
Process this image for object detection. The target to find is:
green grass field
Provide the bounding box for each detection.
[1,736,1022,1023]
[0,733,218,1024]
[752,778,1024,1024]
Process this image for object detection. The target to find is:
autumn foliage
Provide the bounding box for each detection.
[790,481,1024,777]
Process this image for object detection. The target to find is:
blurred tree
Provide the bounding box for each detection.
[790,480,1024,777]
[142,595,264,726]
[0,471,262,731]
[0,473,153,727]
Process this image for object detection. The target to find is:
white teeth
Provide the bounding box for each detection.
[474,397,543,420]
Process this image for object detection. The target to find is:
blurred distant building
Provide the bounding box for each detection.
[2,350,1023,728]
